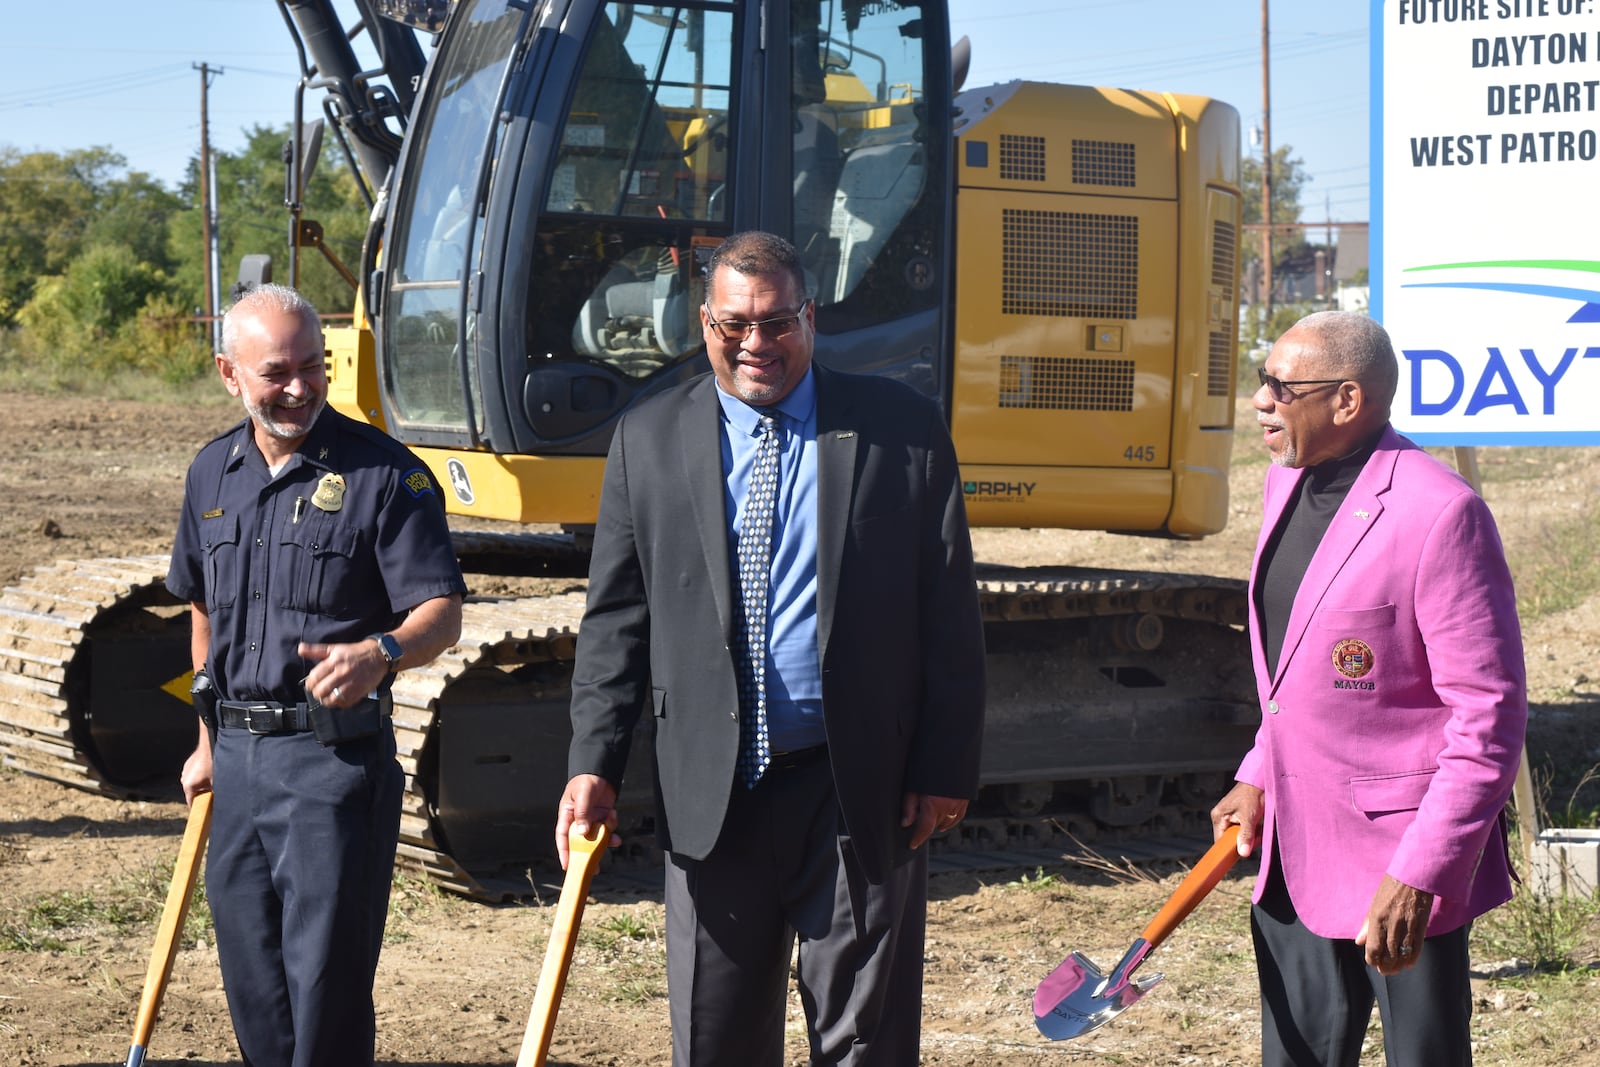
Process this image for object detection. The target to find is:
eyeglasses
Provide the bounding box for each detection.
[704,300,810,342]
[1257,367,1348,401]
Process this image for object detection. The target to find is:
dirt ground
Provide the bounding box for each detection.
[0,390,1597,1066]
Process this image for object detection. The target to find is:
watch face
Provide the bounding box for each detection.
[374,633,401,663]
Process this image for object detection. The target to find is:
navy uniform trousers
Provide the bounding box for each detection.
[207,724,404,1067]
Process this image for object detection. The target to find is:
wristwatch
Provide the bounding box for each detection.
[369,632,403,672]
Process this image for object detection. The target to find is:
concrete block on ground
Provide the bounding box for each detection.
[1529,828,1600,899]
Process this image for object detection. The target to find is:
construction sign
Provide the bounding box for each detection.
[1372,0,1600,443]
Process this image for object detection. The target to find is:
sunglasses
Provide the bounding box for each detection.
[1257,367,1348,401]
[704,300,811,342]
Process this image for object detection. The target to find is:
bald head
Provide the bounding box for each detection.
[221,283,321,364]
[1285,311,1398,426]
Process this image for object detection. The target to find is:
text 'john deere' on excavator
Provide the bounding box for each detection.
[0,0,1254,900]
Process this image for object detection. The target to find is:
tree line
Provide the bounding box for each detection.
[0,126,1319,388]
[0,126,367,386]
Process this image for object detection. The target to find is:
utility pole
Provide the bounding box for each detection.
[1325,192,1334,302]
[1260,0,1273,330]
[195,62,224,350]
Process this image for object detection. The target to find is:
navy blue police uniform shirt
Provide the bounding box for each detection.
[166,407,466,704]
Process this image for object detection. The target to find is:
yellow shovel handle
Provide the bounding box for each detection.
[515,823,610,1067]
[128,790,213,1060]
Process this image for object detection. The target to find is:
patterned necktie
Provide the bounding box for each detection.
[736,413,780,788]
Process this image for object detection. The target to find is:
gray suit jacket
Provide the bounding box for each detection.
[568,363,986,882]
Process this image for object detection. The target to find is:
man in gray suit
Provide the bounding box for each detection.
[557,230,986,1065]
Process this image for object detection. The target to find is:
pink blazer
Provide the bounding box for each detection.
[1236,426,1526,939]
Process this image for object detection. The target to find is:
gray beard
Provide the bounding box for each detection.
[246,394,326,440]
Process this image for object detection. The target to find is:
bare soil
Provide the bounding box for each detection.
[0,390,1597,1066]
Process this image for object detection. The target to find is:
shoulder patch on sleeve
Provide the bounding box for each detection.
[402,468,437,497]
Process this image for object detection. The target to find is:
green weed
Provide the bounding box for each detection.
[1552,767,1600,831]
[1475,882,1597,975]
[384,869,461,945]
[1005,866,1066,892]
[0,854,213,953]
[0,889,147,951]
[1475,809,1600,974]
[608,977,666,1005]
[580,909,661,952]
[598,912,654,940]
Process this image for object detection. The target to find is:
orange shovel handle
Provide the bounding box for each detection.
[1138,824,1241,949]
[515,823,610,1067]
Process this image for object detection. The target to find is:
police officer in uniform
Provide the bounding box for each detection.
[167,284,465,1067]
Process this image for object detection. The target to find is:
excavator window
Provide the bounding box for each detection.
[383,0,526,432]
[541,0,943,389]
[791,1,943,341]
[537,3,736,380]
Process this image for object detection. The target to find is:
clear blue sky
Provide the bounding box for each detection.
[1,0,1369,222]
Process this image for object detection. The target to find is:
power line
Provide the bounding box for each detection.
[0,65,192,109]
[973,28,1362,88]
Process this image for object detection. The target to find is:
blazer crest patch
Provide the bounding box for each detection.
[1332,637,1375,680]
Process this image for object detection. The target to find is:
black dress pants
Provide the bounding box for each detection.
[1252,855,1473,1067]
[662,753,927,1067]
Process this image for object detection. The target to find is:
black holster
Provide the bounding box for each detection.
[191,668,219,745]
[305,686,389,746]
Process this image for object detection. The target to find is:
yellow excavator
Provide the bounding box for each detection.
[0,0,1251,900]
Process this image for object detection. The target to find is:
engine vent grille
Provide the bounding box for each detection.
[1002,208,1139,319]
[1212,220,1237,290]
[1208,333,1233,397]
[1071,139,1136,187]
[1209,219,1238,396]
[999,133,1046,181]
[999,354,1135,411]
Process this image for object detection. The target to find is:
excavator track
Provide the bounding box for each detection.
[0,556,1255,902]
[0,556,192,794]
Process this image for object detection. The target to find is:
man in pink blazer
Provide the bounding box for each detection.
[1211,311,1525,1066]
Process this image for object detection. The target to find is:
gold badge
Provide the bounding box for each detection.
[311,472,346,513]
[1332,638,1375,679]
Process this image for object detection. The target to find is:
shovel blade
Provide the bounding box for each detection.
[1032,947,1164,1040]
[1032,830,1242,1040]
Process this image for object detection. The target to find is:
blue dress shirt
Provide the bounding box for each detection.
[715,370,826,752]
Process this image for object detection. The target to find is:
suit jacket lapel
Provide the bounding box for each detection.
[1269,430,1400,691]
[813,366,859,661]
[678,378,737,643]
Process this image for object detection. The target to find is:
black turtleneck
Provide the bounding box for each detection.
[1255,436,1380,677]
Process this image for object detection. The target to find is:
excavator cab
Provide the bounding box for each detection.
[374,0,952,482]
